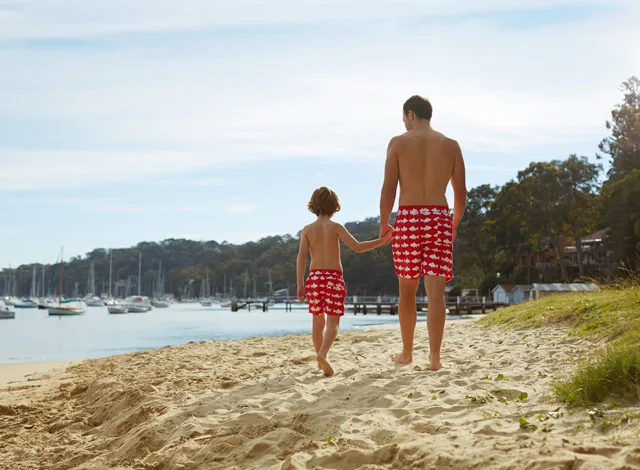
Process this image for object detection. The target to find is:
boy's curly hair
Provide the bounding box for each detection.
[307,186,341,216]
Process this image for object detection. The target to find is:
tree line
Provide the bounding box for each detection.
[2,77,639,299]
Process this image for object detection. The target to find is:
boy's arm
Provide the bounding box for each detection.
[296,228,309,300]
[379,137,399,238]
[337,224,392,254]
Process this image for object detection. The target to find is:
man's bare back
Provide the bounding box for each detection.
[394,128,458,207]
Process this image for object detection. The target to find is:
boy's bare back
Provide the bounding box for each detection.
[302,219,343,272]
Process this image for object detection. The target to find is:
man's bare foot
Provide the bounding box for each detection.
[389,352,413,364]
[316,355,334,376]
[429,359,443,371]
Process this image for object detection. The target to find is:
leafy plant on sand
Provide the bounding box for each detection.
[480,284,640,406]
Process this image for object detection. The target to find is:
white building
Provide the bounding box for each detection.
[492,284,533,304]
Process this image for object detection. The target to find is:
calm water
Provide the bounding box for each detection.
[0,303,478,364]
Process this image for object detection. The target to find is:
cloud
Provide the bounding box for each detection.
[226,204,257,214]
[4,196,239,214]
[0,1,638,192]
[0,1,620,40]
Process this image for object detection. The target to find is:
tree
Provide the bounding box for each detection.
[599,76,640,180]
[518,162,570,281]
[454,184,499,281]
[558,155,602,277]
[601,170,640,271]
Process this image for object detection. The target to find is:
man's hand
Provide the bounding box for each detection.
[452,224,458,243]
[297,285,306,302]
[380,223,393,243]
[382,228,394,244]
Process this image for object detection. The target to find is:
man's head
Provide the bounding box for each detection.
[307,186,341,217]
[402,95,432,130]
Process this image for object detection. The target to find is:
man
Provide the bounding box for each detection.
[379,95,467,370]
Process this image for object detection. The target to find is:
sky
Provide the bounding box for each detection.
[1,0,639,268]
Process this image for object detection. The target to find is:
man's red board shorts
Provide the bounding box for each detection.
[392,205,453,281]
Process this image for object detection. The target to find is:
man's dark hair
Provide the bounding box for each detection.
[403,95,432,121]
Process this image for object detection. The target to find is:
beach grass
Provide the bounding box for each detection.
[480,282,640,407]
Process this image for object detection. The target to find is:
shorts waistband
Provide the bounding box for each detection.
[398,205,449,211]
[308,269,343,276]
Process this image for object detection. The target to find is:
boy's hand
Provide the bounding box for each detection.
[297,285,306,302]
[382,228,394,244]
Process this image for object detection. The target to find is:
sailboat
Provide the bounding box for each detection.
[85,262,105,306]
[14,265,38,308]
[0,299,14,319]
[49,248,87,315]
[151,260,170,308]
[122,253,152,313]
[199,269,213,307]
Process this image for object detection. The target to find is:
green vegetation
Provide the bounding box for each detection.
[480,284,640,406]
[2,77,638,297]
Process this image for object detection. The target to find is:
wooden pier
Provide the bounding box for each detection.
[228,297,503,315]
[347,296,502,315]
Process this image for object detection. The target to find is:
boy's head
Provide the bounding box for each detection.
[307,186,341,217]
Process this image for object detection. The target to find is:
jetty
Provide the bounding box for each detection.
[228,296,502,315]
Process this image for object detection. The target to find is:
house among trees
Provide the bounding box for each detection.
[564,228,613,274]
[492,284,533,305]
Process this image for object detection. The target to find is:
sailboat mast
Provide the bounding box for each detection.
[137,252,142,296]
[59,247,64,304]
[31,265,36,298]
[42,264,45,298]
[108,250,112,298]
[158,260,162,297]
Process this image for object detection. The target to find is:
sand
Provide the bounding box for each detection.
[1,321,639,470]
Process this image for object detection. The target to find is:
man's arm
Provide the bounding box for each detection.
[337,224,393,253]
[379,137,399,237]
[296,228,309,300]
[449,139,467,240]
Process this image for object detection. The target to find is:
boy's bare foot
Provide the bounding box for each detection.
[317,355,334,376]
[429,356,443,371]
[389,352,412,364]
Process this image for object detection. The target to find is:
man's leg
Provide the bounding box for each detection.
[390,277,420,364]
[317,315,340,376]
[424,276,447,371]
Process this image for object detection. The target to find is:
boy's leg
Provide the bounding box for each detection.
[424,276,447,371]
[390,277,420,364]
[317,315,340,376]
[311,314,325,354]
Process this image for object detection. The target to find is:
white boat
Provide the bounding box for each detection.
[49,299,87,316]
[14,298,38,309]
[108,305,129,314]
[200,269,213,307]
[84,262,104,306]
[85,297,105,307]
[0,300,14,319]
[123,296,152,313]
[48,247,87,316]
[151,299,170,308]
[2,296,18,307]
[16,265,39,308]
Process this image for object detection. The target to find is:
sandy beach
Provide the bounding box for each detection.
[1,320,639,470]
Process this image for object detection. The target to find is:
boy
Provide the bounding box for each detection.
[297,186,393,376]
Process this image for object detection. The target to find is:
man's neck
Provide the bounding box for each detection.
[412,120,431,131]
